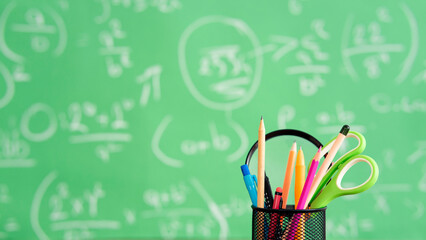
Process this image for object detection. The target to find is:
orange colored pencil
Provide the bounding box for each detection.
[281,141,297,209]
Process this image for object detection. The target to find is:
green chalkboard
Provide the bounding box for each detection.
[0,0,425,239]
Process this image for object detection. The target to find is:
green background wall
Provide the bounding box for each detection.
[0,0,425,239]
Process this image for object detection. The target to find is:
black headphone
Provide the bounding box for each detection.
[245,129,323,166]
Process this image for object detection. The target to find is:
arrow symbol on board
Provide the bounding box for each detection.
[269,35,299,62]
[407,141,426,164]
[247,36,299,60]
[136,65,162,107]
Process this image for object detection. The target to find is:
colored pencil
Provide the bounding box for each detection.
[267,187,282,240]
[257,117,265,208]
[294,147,305,207]
[285,147,321,240]
[297,147,321,210]
[303,125,349,209]
[281,141,297,209]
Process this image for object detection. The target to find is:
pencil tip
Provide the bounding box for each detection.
[291,141,297,151]
[314,146,322,161]
[261,116,263,120]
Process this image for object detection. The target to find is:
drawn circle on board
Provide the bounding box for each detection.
[0,62,15,109]
[0,2,67,63]
[20,103,57,142]
[341,4,417,84]
[178,16,263,111]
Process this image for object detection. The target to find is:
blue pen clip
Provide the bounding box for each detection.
[252,174,258,187]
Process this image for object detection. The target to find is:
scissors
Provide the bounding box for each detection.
[309,131,379,208]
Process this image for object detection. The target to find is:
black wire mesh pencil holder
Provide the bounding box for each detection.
[245,129,327,240]
[252,205,326,240]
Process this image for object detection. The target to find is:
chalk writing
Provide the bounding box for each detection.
[10,100,134,162]
[0,63,14,109]
[31,172,121,240]
[327,212,374,238]
[218,196,251,218]
[225,114,248,162]
[407,141,426,164]
[143,182,189,210]
[277,105,296,129]
[99,18,132,78]
[374,193,390,215]
[49,182,105,220]
[315,103,367,135]
[404,199,424,219]
[20,103,58,142]
[288,0,306,16]
[62,100,134,161]
[95,0,181,24]
[141,180,220,239]
[0,2,67,63]
[181,122,230,155]
[153,115,247,167]
[179,16,262,110]
[370,94,426,113]
[12,64,30,82]
[268,19,330,96]
[0,126,34,168]
[419,164,426,193]
[383,149,395,169]
[152,115,184,168]
[341,4,418,83]
[0,184,20,239]
[413,61,426,85]
[136,65,162,107]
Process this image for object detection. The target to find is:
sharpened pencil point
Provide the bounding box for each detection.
[291,141,297,151]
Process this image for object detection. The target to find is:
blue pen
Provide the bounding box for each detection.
[241,164,257,206]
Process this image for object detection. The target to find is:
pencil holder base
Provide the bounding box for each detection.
[252,205,326,240]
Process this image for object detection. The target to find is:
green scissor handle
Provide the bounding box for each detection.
[309,131,366,201]
[322,131,366,164]
[310,154,379,208]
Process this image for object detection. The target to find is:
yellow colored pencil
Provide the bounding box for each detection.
[295,147,305,207]
[295,148,306,239]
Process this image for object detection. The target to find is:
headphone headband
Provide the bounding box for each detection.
[244,129,323,166]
